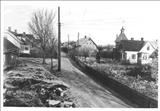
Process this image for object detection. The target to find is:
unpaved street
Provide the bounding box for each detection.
[59,53,134,107]
[3,55,135,107]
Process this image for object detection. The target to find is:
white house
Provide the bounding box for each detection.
[138,41,158,64]
[115,27,158,64]
[76,36,98,57]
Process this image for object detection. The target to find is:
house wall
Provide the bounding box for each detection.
[81,40,98,51]
[139,53,152,64]
[3,32,20,68]
[139,42,156,64]
[20,45,30,54]
[139,42,155,56]
[78,38,98,57]
[3,52,18,69]
[125,51,138,63]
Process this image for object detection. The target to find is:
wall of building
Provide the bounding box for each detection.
[139,42,155,56]
[20,45,30,54]
[139,42,156,64]
[139,53,152,64]
[125,51,138,63]
[3,31,20,69]
[78,38,98,57]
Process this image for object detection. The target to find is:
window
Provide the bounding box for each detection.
[132,54,136,59]
[147,46,150,50]
[143,54,148,60]
[25,47,29,50]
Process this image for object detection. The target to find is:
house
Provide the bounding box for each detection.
[138,41,158,64]
[75,36,99,57]
[8,27,34,55]
[115,27,158,64]
[117,38,145,64]
[3,28,22,68]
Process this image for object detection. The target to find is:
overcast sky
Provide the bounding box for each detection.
[2,1,160,45]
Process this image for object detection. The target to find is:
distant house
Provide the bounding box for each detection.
[75,36,98,57]
[8,27,35,55]
[138,41,158,64]
[3,28,22,68]
[115,27,158,64]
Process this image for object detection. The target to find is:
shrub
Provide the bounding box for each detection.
[100,51,113,59]
[61,47,68,53]
[30,47,57,58]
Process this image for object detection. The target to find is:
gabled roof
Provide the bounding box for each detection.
[119,40,145,51]
[115,27,128,42]
[4,31,22,49]
[76,36,98,50]
[9,31,35,41]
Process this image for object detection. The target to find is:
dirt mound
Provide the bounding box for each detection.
[3,58,76,107]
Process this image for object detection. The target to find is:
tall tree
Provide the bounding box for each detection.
[28,9,55,64]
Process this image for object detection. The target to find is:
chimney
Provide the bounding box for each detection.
[131,38,134,40]
[141,37,144,41]
[15,29,17,34]
[8,27,11,31]
[85,35,87,38]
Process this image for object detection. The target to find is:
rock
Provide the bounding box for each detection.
[46,100,61,106]
[7,71,13,75]
[63,101,74,107]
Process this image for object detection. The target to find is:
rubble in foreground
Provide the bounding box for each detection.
[3,58,76,107]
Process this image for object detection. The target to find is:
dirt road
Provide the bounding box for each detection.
[59,53,134,108]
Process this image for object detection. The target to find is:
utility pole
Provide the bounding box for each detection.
[77,32,79,56]
[58,6,61,71]
[68,34,69,53]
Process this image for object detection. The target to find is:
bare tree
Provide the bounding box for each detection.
[28,9,55,64]
[47,31,58,71]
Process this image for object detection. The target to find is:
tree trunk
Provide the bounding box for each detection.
[50,56,53,71]
[42,51,46,64]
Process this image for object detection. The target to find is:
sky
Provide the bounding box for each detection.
[1,1,160,45]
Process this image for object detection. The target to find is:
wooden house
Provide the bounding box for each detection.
[75,36,98,57]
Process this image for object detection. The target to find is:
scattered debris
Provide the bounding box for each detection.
[46,100,61,107]
[3,58,76,107]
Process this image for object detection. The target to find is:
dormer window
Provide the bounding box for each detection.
[147,46,150,50]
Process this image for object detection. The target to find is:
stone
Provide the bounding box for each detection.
[46,100,61,106]
[63,101,74,107]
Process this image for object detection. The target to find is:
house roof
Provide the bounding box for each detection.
[76,36,98,50]
[4,31,22,49]
[115,27,128,42]
[119,40,145,51]
[9,31,35,41]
